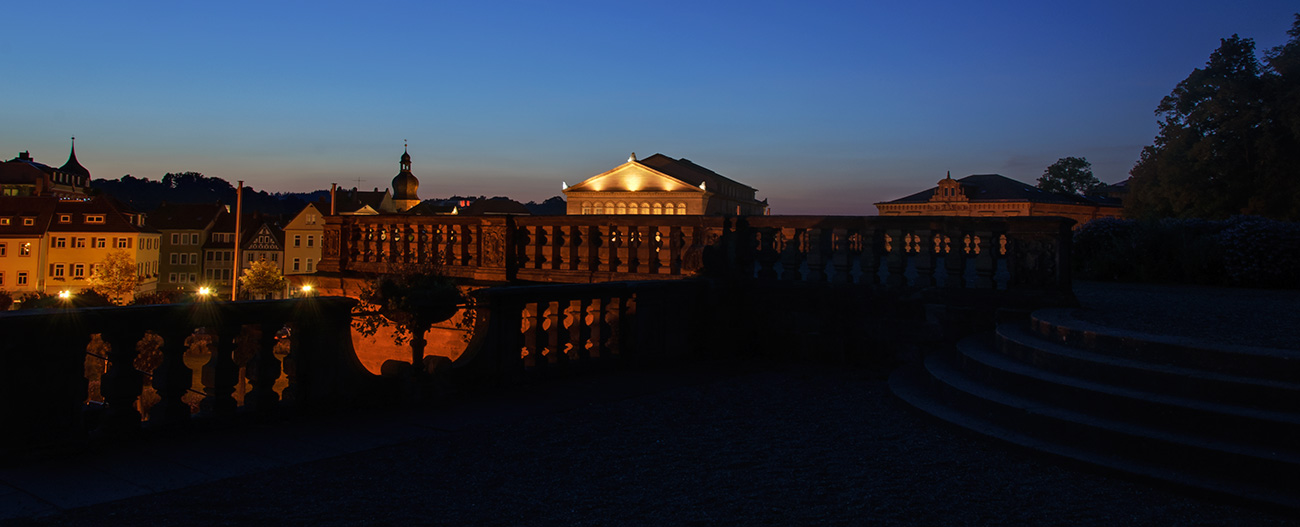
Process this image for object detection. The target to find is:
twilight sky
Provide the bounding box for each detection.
[4,1,1295,214]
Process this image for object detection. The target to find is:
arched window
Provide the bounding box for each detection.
[652,203,663,215]
[616,202,627,215]
[593,202,604,214]
[677,203,687,215]
[605,202,615,215]
[627,203,638,215]
[663,203,674,215]
[642,202,650,213]
[581,202,592,215]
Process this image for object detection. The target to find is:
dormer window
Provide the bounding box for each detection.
[22,218,34,226]
[0,218,9,226]
[59,214,71,223]
[85,215,105,224]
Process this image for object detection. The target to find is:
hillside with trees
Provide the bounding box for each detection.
[91,172,328,215]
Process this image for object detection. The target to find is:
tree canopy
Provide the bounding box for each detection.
[1127,16,1300,220]
[1038,157,1102,195]
[88,250,138,304]
[239,258,287,299]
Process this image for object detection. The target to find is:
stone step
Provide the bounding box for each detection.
[890,344,1300,509]
[1030,309,1300,382]
[996,323,1300,414]
[962,335,1300,452]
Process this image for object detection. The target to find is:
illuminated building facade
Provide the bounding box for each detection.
[563,153,768,216]
[0,140,92,198]
[875,173,1123,226]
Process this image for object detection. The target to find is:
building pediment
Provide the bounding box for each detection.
[564,161,705,194]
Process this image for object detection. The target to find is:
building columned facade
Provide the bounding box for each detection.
[874,173,1123,226]
[563,153,768,216]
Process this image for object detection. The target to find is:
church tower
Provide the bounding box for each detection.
[391,145,420,212]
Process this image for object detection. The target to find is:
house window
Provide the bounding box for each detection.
[307,236,314,248]
[171,253,179,265]
[0,272,4,286]
[652,203,663,215]
[92,237,105,248]
[59,214,71,223]
[0,243,5,257]
[678,203,687,215]
[616,203,627,215]
[169,273,177,283]
[115,238,131,249]
[52,237,66,248]
[190,233,200,244]
[17,272,27,285]
[85,215,104,224]
[270,253,278,262]
[592,203,603,214]
[628,203,638,215]
[581,202,591,214]
[294,235,301,247]
[293,258,300,271]
[52,264,65,277]
[74,237,85,248]
[189,273,197,283]
[22,218,33,226]
[248,253,255,262]
[171,233,180,244]
[0,218,9,225]
[664,203,674,215]
[73,264,85,278]
[306,258,314,272]
[20,243,30,256]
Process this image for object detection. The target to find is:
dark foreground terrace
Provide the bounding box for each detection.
[2,280,1297,526]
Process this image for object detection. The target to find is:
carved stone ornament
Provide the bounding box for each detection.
[482,226,506,267]
[323,230,340,258]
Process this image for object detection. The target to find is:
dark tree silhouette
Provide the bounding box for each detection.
[1037,157,1101,195]
[1128,16,1300,220]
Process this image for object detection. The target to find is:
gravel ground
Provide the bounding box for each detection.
[4,360,1290,527]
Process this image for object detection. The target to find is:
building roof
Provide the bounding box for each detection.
[59,142,90,179]
[322,188,394,214]
[0,154,53,186]
[0,196,57,235]
[461,197,530,215]
[149,202,227,230]
[392,148,419,201]
[49,197,154,234]
[405,201,457,215]
[879,174,1114,206]
[638,154,756,192]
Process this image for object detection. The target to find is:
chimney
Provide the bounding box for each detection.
[330,183,337,215]
[18,151,31,161]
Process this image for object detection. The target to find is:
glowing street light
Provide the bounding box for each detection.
[58,290,72,301]
[300,284,314,297]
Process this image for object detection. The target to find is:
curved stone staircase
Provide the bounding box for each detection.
[890,308,1300,510]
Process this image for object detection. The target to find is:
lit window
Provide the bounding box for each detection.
[581,202,591,215]
[20,243,30,256]
[664,203,674,215]
[628,203,638,215]
[652,203,663,215]
[678,203,687,215]
[59,214,71,223]
[22,218,34,226]
[85,215,104,224]
[0,218,8,225]
[616,203,627,215]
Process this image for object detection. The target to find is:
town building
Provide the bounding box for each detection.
[874,173,1123,226]
[0,195,159,303]
[151,202,227,292]
[239,218,286,299]
[329,188,396,215]
[201,213,239,295]
[284,202,324,276]
[563,153,768,216]
[0,140,92,198]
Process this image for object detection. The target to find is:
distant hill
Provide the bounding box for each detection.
[91,172,329,216]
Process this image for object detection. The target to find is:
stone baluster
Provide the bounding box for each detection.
[568,298,588,360]
[940,231,963,288]
[884,228,906,287]
[589,225,605,273]
[859,227,881,286]
[780,228,804,281]
[546,300,567,364]
[653,226,669,274]
[912,228,936,287]
[972,230,995,288]
[200,324,240,422]
[149,324,195,429]
[755,227,779,280]
[611,223,626,270]
[806,228,830,282]
[244,322,284,419]
[550,224,566,270]
[96,327,144,437]
[531,224,548,269]
[588,296,607,358]
[830,228,853,284]
[521,302,540,368]
[568,224,584,271]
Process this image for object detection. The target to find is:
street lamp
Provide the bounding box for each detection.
[57,290,72,301]
[300,284,314,297]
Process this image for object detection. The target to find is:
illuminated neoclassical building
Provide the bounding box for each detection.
[875,173,1123,226]
[563,153,768,216]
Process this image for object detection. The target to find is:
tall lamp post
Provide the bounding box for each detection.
[231,180,243,301]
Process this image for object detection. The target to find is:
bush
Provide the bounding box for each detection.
[1073,216,1300,288]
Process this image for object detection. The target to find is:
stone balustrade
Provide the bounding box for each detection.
[320,214,1073,299]
[449,280,708,388]
[0,297,376,454]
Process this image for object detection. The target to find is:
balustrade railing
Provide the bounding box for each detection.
[0,297,376,454]
[449,280,708,387]
[320,214,1072,297]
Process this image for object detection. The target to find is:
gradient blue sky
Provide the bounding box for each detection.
[4,1,1295,214]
